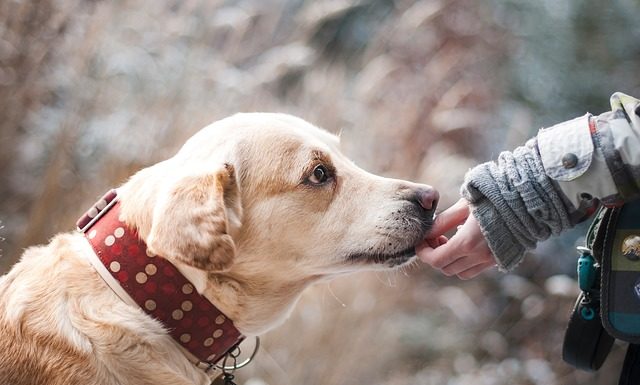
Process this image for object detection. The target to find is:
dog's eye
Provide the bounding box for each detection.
[308,165,330,184]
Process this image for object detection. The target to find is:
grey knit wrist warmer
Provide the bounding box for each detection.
[460,139,574,271]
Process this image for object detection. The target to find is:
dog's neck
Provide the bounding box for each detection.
[204,267,319,335]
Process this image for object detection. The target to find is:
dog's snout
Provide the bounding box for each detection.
[415,187,439,212]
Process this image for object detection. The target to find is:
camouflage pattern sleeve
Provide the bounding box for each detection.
[539,92,640,213]
[592,93,640,204]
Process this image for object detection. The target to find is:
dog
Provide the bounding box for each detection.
[0,113,438,385]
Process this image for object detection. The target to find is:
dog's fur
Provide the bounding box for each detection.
[0,113,436,385]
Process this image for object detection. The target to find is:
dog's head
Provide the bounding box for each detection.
[119,113,437,334]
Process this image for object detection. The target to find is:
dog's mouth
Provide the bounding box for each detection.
[345,211,433,268]
[346,246,417,267]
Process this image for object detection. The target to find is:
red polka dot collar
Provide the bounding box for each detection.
[77,190,244,370]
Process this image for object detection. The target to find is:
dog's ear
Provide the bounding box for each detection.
[146,164,242,271]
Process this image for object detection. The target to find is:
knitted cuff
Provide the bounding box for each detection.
[468,196,526,271]
[461,140,574,271]
[462,167,527,271]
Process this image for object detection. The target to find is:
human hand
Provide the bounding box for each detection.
[416,198,496,279]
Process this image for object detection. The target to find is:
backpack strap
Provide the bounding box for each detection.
[562,205,616,370]
[619,344,640,385]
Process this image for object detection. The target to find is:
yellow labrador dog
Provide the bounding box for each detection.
[0,113,438,385]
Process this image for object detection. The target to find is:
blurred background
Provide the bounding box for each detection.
[1,0,639,384]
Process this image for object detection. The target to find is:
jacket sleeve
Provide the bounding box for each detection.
[461,93,640,271]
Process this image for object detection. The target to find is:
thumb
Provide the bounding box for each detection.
[427,198,470,237]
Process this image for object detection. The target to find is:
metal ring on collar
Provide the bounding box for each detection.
[217,336,260,371]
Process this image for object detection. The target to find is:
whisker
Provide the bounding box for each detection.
[326,282,346,308]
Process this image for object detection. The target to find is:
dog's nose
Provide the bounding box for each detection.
[415,187,439,212]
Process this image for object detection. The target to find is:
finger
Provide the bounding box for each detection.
[440,256,478,277]
[424,238,439,249]
[417,238,463,269]
[427,198,470,237]
[422,235,448,249]
[456,261,495,280]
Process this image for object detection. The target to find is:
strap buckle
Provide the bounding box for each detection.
[76,189,119,233]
